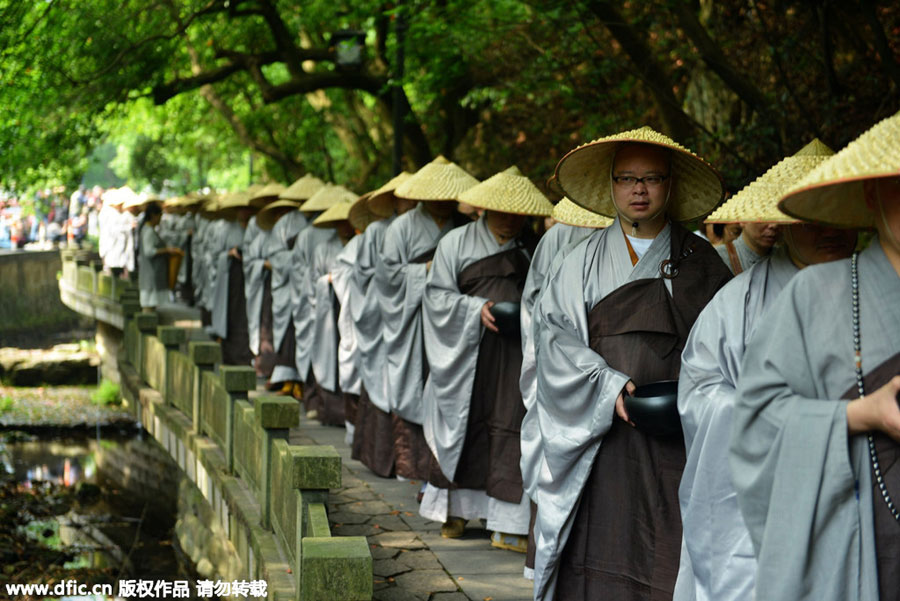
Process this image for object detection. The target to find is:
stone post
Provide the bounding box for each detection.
[157,326,187,407]
[219,365,256,473]
[254,396,299,530]
[133,312,159,382]
[189,341,221,435]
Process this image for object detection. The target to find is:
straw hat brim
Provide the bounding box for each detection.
[349,194,382,231]
[551,197,613,228]
[458,170,554,217]
[256,199,302,230]
[778,112,899,228]
[554,126,724,222]
[368,172,414,217]
[250,183,287,208]
[313,200,353,227]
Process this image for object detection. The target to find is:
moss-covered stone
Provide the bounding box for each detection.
[300,537,372,601]
[255,396,300,429]
[135,312,160,333]
[306,503,331,538]
[158,325,187,346]
[219,365,257,393]
[289,446,341,490]
[189,341,221,366]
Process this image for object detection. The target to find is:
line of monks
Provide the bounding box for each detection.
[106,111,900,601]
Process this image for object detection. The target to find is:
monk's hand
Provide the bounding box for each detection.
[228,246,241,260]
[615,380,637,426]
[481,301,499,333]
[327,272,333,284]
[426,260,433,272]
[847,375,900,441]
[263,260,272,270]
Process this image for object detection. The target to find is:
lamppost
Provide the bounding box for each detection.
[392,1,407,176]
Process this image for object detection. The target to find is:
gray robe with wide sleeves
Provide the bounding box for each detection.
[243,217,269,355]
[269,211,308,352]
[731,239,900,601]
[674,246,797,601]
[310,233,345,393]
[532,218,677,601]
[519,223,595,501]
[351,217,394,413]
[290,223,335,381]
[422,215,528,483]
[376,203,455,424]
[334,235,362,396]
[209,220,246,340]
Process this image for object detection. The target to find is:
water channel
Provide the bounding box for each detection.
[1,428,202,600]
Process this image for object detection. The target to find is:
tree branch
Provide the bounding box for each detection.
[587,1,694,142]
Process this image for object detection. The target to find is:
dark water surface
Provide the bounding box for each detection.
[1,429,199,600]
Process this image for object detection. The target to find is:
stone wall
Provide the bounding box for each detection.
[0,250,83,341]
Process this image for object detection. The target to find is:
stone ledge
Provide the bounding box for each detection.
[157,325,188,346]
[301,537,373,601]
[255,396,300,429]
[220,365,257,393]
[189,341,221,366]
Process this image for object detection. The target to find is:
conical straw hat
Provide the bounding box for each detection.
[102,188,125,207]
[457,166,554,217]
[256,199,302,230]
[281,174,325,201]
[554,125,724,221]
[349,193,382,231]
[313,199,355,228]
[368,172,414,217]
[250,183,286,208]
[217,189,255,220]
[779,111,900,228]
[120,187,147,210]
[552,197,613,228]
[200,194,222,219]
[706,139,835,224]
[300,184,358,212]
[394,156,479,201]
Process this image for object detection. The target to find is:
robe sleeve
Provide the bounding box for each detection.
[730,278,862,601]
[333,240,360,394]
[421,230,488,480]
[534,240,630,482]
[377,219,428,328]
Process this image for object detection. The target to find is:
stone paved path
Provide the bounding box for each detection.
[289,414,533,601]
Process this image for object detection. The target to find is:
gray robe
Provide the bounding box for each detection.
[532,218,674,601]
[334,236,362,395]
[291,224,338,380]
[192,216,210,305]
[209,220,246,339]
[138,223,168,308]
[519,223,595,501]
[675,246,797,601]
[243,217,269,355]
[376,203,455,423]
[310,234,345,393]
[350,217,395,413]
[422,214,529,483]
[716,235,765,275]
[268,211,308,352]
[731,240,899,601]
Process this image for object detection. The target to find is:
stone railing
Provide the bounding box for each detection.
[58,252,372,601]
[58,249,137,330]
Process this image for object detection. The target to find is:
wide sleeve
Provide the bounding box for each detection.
[534,241,629,482]
[376,220,429,328]
[730,280,864,601]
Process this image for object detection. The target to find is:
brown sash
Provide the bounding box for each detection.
[725,240,743,274]
[841,352,900,600]
[410,247,436,265]
[555,223,732,600]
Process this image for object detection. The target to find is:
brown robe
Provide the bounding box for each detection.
[556,223,731,601]
[255,271,277,378]
[427,246,531,503]
[842,352,900,600]
[391,247,439,481]
[221,258,253,367]
[352,387,396,478]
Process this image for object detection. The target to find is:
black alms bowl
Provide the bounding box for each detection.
[489,301,521,337]
[624,380,681,438]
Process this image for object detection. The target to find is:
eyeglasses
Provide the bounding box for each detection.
[612,175,670,187]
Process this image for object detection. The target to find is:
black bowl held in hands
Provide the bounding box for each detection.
[624,380,682,438]
[489,301,521,338]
